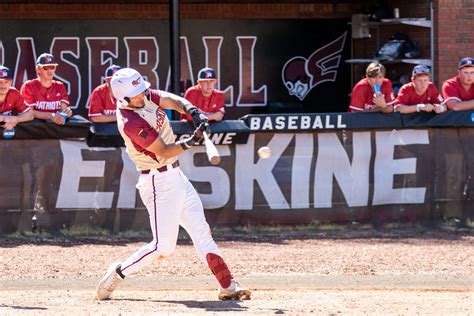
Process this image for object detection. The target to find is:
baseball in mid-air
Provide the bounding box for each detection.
[257,146,272,159]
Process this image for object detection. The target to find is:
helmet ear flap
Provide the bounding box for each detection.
[122,97,130,106]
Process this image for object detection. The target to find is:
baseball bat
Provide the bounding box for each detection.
[202,131,221,165]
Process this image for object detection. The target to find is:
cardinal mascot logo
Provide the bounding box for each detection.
[281,32,347,101]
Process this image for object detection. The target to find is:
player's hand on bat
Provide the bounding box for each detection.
[189,107,209,129]
[199,122,210,134]
[193,124,206,141]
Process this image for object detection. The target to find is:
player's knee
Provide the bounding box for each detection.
[156,243,176,258]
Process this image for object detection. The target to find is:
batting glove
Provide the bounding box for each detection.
[176,129,202,150]
[199,122,210,134]
[189,107,208,129]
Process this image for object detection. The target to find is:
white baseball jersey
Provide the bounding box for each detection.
[117,90,176,171]
[114,88,224,278]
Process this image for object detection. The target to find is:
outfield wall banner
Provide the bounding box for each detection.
[1,128,473,233]
[0,19,351,119]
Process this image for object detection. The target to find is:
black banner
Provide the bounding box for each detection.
[0,19,351,119]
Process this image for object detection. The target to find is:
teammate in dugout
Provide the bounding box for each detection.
[393,65,446,114]
[348,62,395,113]
[88,64,121,122]
[97,68,251,301]
[442,57,474,111]
[180,67,225,122]
[0,66,34,128]
[20,53,73,125]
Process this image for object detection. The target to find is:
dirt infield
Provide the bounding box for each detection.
[0,228,473,314]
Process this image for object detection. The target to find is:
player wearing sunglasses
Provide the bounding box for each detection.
[20,53,72,125]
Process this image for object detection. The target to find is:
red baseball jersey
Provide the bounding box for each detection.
[20,78,69,113]
[180,85,225,121]
[88,83,117,118]
[393,82,443,109]
[349,78,394,112]
[442,76,474,103]
[0,87,30,115]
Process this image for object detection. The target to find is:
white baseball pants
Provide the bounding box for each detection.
[120,166,222,276]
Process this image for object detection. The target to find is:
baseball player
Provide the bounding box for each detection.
[180,67,225,122]
[97,68,251,301]
[20,53,72,125]
[442,57,474,111]
[88,64,121,122]
[393,65,445,114]
[0,66,34,128]
[348,62,395,113]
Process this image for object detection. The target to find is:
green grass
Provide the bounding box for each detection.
[2,218,472,240]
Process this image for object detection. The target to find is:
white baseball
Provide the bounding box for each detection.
[257,146,272,159]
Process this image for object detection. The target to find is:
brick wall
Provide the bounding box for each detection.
[436,0,474,84]
[1,0,471,89]
[0,1,363,19]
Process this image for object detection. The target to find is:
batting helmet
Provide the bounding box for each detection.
[110,68,151,106]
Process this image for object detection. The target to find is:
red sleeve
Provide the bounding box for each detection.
[184,88,198,105]
[123,113,159,149]
[20,82,37,108]
[429,84,444,104]
[182,88,197,121]
[59,83,69,105]
[215,92,225,113]
[148,89,161,105]
[442,80,460,100]
[88,87,105,117]
[393,84,411,107]
[383,80,395,103]
[13,91,29,114]
[349,84,367,112]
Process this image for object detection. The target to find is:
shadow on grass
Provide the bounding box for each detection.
[0,221,473,248]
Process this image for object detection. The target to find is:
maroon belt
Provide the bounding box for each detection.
[141,161,180,174]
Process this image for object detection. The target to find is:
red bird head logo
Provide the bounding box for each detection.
[131,77,141,86]
[281,32,347,101]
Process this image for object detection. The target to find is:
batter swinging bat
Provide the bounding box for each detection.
[203,131,221,165]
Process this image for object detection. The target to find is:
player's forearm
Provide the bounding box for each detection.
[89,115,117,123]
[394,105,417,114]
[33,110,55,120]
[446,99,474,111]
[147,130,202,159]
[159,91,195,114]
[16,111,34,123]
[147,138,190,159]
[379,105,393,113]
[206,111,224,121]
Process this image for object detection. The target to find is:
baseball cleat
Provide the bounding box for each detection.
[97,262,123,300]
[218,280,251,300]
